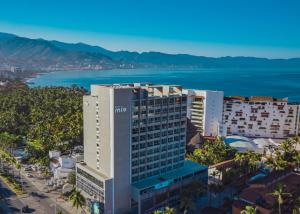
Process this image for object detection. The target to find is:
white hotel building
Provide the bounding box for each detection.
[222,96,300,138]
[76,83,208,214]
[183,89,224,137]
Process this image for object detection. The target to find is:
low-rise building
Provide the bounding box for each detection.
[49,152,75,179]
[233,170,300,214]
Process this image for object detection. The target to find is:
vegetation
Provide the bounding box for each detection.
[68,171,76,186]
[0,83,85,165]
[234,151,262,174]
[187,137,236,166]
[240,206,257,214]
[163,206,176,214]
[69,187,86,212]
[0,172,24,194]
[266,136,300,171]
[153,207,176,214]
[0,150,24,194]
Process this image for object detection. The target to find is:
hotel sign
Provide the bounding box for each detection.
[114,106,127,114]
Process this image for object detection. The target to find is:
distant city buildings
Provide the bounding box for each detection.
[184,89,224,137]
[76,83,208,214]
[0,66,23,79]
[223,96,300,138]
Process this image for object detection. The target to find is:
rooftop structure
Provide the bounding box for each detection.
[224,135,279,154]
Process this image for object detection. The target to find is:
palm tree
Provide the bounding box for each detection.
[280,139,296,162]
[266,151,289,171]
[246,151,261,173]
[241,206,257,214]
[235,153,246,167]
[164,206,176,214]
[69,187,86,213]
[268,184,291,214]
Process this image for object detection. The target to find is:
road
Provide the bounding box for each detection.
[20,173,70,214]
[0,169,71,214]
[0,178,24,214]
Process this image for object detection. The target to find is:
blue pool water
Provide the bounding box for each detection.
[27,68,300,102]
[249,173,267,182]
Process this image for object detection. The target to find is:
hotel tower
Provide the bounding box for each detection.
[76,83,208,214]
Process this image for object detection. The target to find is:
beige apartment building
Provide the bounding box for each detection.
[76,83,208,214]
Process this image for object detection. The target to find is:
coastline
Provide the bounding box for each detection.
[25,68,300,103]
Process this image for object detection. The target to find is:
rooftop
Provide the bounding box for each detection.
[132,160,207,190]
[224,96,288,102]
[240,172,300,207]
[91,83,184,97]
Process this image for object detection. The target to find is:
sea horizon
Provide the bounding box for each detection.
[27,68,300,102]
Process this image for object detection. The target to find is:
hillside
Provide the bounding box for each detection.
[0,32,300,72]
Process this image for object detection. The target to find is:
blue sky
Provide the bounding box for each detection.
[0,0,299,58]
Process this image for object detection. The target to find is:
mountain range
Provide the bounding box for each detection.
[0,32,300,72]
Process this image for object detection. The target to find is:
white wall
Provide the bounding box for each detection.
[184,89,224,136]
[223,98,300,139]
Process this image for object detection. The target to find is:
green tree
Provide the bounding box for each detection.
[0,85,85,166]
[187,138,236,166]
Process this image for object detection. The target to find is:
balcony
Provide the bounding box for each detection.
[191,115,203,121]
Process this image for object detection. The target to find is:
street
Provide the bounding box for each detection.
[0,178,24,214]
[0,167,73,214]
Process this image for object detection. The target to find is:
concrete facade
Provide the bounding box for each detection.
[184,89,224,137]
[77,83,208,214]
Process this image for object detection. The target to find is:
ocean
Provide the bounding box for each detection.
[27,68,300,102]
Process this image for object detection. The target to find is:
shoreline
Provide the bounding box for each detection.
[24,68,300,103]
